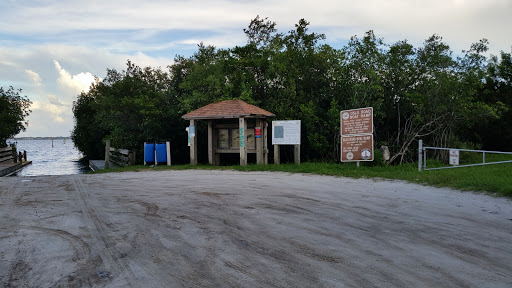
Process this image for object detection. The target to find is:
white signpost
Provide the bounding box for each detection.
[272,120,301,164]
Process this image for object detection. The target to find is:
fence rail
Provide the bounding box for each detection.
[0,146,14,163]
[418,140,512,171]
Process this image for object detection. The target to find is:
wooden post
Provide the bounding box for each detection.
[190,119,197,165]
[208,120,214,165]
[23,150,27,162]
[212,122,219,165]
[166,141,171,166]
[264,122,268,164]
[256,119,263,164]
[12,146,17,163]
[214,125,220,165]
[274,144,280,165]
[418,139,423,172]
[294,144,300,165]
[143,142,147,166]
[129,150,136,165]
[154,143,158,166]
[239,117,247,166]
[105,139,110,169]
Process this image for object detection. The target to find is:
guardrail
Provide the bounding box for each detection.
[418,140,512,171]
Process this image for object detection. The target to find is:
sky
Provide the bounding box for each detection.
[1,0,511,137]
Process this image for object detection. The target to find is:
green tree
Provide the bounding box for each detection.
[71,80,107,159]
[72,61,188,163]
[471,51,512,151]
[0,86,32,146]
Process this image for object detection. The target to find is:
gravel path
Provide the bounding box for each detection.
[1,170,511,287]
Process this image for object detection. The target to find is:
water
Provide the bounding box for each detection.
[8,139,92,176]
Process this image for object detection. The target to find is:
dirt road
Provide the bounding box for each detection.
[1,170,511,287]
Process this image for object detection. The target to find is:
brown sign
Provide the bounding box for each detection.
[341,135,374,162]
[340,107,373,135]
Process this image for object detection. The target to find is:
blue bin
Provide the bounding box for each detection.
[144,143,155,162]
[156,143,167,163]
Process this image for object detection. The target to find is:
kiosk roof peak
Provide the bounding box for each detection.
[182,99,275,120]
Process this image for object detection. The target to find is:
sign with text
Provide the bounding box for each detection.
[340,107,373,136]
[255,127,262,138]
[449,149,459,166]
[341,134,374,162]
[272,120,301,145]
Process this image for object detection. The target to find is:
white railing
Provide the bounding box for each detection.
[418,140,512,171]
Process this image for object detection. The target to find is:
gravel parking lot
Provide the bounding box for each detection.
[1,170,511,287]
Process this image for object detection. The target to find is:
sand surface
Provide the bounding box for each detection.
[1,170,511,287]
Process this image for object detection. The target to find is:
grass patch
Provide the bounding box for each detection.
[90,161,512,198]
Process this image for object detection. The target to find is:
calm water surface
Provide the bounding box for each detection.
[8,139,91,176]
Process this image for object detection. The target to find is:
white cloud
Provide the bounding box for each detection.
[54,60,95,94]
[30,98,69,125]
[25,69,41,86]
[48,95,66,107]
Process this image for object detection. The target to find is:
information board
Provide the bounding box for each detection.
[340,107,373,135]
[341,134,374,162]
[272,120,301,145]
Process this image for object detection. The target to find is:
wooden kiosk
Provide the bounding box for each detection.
[182,100,275,166]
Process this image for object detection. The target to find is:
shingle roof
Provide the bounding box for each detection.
[182,99,275,120]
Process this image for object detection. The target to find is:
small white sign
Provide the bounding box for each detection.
[449,149,459,165]
[272,120,301,145]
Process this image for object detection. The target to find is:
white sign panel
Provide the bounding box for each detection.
[449,149,459,165]
[272,120,301,145]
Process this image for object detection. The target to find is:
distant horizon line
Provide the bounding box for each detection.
[11,136,70,140]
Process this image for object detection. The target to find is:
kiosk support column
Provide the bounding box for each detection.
[189,119,197,165]
[239,117,247,166]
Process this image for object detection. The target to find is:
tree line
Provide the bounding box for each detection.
[71,16,512,164]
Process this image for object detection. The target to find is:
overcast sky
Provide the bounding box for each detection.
[1,0,511,137]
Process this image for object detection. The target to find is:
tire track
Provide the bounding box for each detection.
[70,175,139,287]
[18,225,91,262]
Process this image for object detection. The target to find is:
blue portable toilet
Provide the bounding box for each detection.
[156,143,167,163]
[144,143,155,163]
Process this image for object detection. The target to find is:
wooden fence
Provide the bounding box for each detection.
[0,146,26,164]
[0,146,14,164]
[104,140,136,168]
[109,147,136,167]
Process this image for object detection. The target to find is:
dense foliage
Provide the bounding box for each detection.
[0,86,32,147]
[72,16,511,163]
